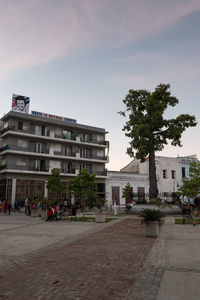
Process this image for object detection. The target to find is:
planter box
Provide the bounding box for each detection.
[31,209,38,218]
[95,213,105,223]
[19,207,25,213]
[41,210,47,220]
[144,221,159,237]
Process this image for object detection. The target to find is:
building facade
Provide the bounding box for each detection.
[0,110,108,205]
[106,155,198,206]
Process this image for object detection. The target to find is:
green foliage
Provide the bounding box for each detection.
[119,83,197,199]
[151,197,172,210]
[122,182,133,199]
[175,218,200,224]
[179,161,200,196]
[95,195,106,212]
[68,169,98,214]
[40,197,49,209]
[138,208,164,223]
[46,168,64,200]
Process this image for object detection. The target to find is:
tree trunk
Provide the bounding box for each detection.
[149,139,158,200]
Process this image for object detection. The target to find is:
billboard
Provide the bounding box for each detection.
[31,110,77,123]
[12,94,30,113]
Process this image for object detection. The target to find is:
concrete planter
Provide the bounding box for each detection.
[41,210,47,220]
[31,209,38,218]
[95,213,105,223]
[19,207,25,213]
[144,221,159,237]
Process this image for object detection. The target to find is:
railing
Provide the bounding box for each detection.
[93,170,107,176]
[54,151,76,157]
[0,145,9,152]
[80,139,108,146]
[0,164,7,170]
[3,127,50,137]
[80,154,108,161]
[54,134,76,141]
[5,164,50,172]
[0,144,49,154]
[60,168,76,174]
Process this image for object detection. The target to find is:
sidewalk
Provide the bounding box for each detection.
[127,215,200,300]
[0,214,199,299]
[0,215,154,300]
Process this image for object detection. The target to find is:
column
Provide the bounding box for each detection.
[11,179,16,207]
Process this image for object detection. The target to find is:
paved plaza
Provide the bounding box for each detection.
[0,213,200,299]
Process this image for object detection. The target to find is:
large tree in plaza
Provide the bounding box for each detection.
[119,83,197,200]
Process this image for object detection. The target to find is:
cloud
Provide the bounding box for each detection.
[0,0,200,82]
[104,51,200,90]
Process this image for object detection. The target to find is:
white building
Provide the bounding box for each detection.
[106,155,198,206]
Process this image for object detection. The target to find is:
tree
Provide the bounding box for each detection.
[46,168,64,202]
[122,182,133,203]
[119,83,197,200]
[68,169,98,216]
[179,161,200,196]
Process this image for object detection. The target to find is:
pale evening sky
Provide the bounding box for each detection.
[0,0,200,170]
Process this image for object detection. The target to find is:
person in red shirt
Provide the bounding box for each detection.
[7,201,12,215]
[46,207,53,221]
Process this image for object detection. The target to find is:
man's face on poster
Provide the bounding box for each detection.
[16,98,26,111]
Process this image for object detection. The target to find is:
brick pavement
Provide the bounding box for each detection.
[0,217,155,300]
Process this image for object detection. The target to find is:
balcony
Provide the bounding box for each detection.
[2,163,50,172]
[0,164,7,170]
[54,150,76,157]
[60,168,76,174]
[0,144,49,154]
[54,133,76,141]
[0,126,15,135]
[80,154,108,161]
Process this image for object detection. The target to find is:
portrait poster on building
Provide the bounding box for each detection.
[12,94,30,113]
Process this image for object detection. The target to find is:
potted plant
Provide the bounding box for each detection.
[95,195,106,223]
[39,197,49,219]
[138,208,164,237]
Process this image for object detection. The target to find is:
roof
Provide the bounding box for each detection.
[1,111,108,134]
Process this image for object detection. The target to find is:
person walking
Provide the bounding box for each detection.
[194,196,200,218]
[7,200,12,215]
[0,201,3,214]
[3,201,8,215]
[188,195,195,215]
[25,198,29,215]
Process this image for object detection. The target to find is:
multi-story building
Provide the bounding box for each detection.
[0,110,108,205]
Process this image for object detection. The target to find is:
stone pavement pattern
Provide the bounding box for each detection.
[0,216,155,300]
[128,216,200,300]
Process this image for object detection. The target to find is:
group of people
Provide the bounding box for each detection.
[46,202,79,221]
[0,200,12,215]
[180,195,200,226]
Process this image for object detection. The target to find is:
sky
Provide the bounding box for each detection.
[0,0,200,170]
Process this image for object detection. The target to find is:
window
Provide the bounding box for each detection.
[112,186,120,204]
[18,121,23,130]
[1,158,5,166]
[64,145,72,156]
[171,170,176,179]
[35,142,46,153]
[16,158,27,166]
[138,187,145,202]
[3,122,8,129]
[182,167,186,178]
[35,125,42,135]
[163,170,167,179]
[63,130,71,140]
[18,139,27,148]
